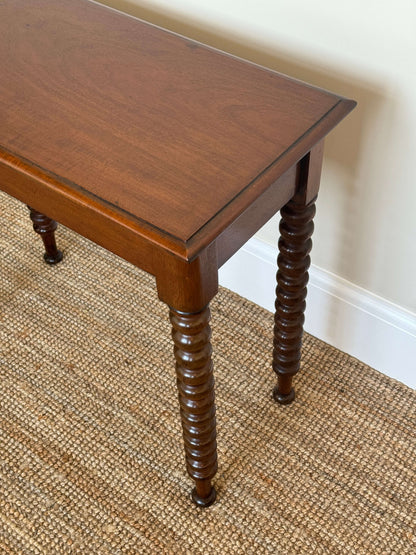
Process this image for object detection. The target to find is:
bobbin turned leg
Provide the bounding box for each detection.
[272,196,316,404]
[169,306,217,507]
[156,246,218,507]
[28,207,63,265]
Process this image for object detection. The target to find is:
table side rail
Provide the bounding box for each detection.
[215,164,297,268]
[0,152,183,275]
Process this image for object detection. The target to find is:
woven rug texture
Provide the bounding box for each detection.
[0,191,415,554]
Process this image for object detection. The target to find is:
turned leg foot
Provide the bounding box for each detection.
[170,306,218,508]
[192,479,217,507]
[28,207,63,264]
[272,196,316,404]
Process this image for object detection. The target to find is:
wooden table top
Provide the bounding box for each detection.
[0,0,354,258]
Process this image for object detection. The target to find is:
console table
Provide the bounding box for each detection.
[0,0,355,507]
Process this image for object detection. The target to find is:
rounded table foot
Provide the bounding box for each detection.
[191,486,217,508]
[43,250,63,265]
[273,386,295,405]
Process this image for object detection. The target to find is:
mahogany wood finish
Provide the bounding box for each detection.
[271,142,326,403]
[0,0,356,506]
[170,307,217,507]
[272,196,316,404]
[28,207,63,265]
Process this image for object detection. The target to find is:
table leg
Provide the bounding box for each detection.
[169,306,217,507]
[156,247,218,506]
[272,195,316,404]
[28,207,63,265]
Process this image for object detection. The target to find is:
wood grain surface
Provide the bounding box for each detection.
[0,0,354,253]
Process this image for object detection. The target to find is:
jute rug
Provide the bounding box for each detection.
[0,191,415,554]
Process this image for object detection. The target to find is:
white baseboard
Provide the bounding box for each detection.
[219,237,416,389]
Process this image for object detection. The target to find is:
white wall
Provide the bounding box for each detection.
[100,0,416,385]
